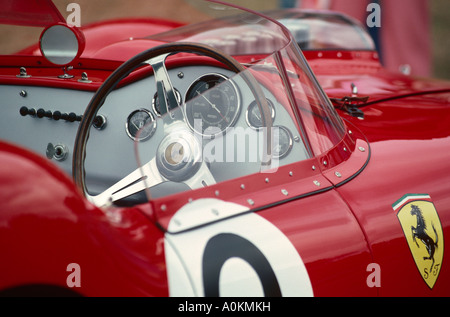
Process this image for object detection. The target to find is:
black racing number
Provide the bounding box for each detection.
[202,233,282,297]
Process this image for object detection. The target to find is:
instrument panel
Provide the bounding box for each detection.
[120,66,302,165]
[3,63,308,196]
[107,64,306,190]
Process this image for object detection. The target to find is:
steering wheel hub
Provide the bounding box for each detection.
[156,130,202,182]
[165,142,185,166]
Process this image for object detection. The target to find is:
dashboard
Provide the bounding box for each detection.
[1,64,309,200]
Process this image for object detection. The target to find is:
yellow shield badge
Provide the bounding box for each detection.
[393,194,444,289]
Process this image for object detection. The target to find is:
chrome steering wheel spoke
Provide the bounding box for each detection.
[184,161,216,189]
[90,156,216,207]
[89,158,163,207]
[146,53,180,117]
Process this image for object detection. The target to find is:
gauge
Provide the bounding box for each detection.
[185,73,240,137]
[246,98,276,129]
[272,126,293,159]
[126,109,157,141]
[152,89,182,116]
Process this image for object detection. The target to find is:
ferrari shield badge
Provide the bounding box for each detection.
[393,194,444,289]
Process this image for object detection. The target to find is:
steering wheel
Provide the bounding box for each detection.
[72,42,272,207]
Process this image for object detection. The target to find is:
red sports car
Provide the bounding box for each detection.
[0,0,449,298]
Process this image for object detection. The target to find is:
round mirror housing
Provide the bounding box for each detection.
[40,23,85,66]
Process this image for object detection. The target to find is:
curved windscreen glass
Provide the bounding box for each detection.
[82,0,347,206]
[266,9,375,51]
[129,1,345,201]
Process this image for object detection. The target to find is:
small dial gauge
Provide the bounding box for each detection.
[272,126,293,159]
[126,109,157,141]
[246,99,276,129]
[152,89,182,116]
[185,73,240,137]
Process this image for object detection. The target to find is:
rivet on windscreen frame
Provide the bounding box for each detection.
[313,180,321,187]
[335,171,342,178]
[289,171,293,177]
[265,178,269,183]
[247,199,254,206]
[215,190,220,197]
[358,147,366,152]
[178,72,184,79]
[281,189,288,196]
[161,204,167,211]
[240,184,245,190]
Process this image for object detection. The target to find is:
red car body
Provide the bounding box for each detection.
[0,0,449,297]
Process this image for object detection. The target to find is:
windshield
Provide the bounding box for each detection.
[96,0,346,203]
[266,9,375,51]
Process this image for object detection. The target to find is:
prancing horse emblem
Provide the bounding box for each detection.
[410,205,439,271]
[393,194,444,289]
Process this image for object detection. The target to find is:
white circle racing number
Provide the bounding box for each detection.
[164,204,313,297]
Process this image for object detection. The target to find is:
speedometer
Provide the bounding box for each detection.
[185,73,240,137]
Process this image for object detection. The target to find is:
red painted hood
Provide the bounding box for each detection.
[305,51,450,102]
[0,0,64,27]
[303,51,450,144]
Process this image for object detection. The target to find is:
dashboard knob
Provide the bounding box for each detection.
[52,111,62,120]
[37,108,53,119]
[68,112,77,122]
[93,115,107,130]
[20,107,84,123]
[19,106,36,117]
[46,143,69,161]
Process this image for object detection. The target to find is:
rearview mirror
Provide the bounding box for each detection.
[40,23,85,66]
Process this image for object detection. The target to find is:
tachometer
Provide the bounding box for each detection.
[185,73,240,137]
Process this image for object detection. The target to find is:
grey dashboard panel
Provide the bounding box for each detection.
[0,64,308,197]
